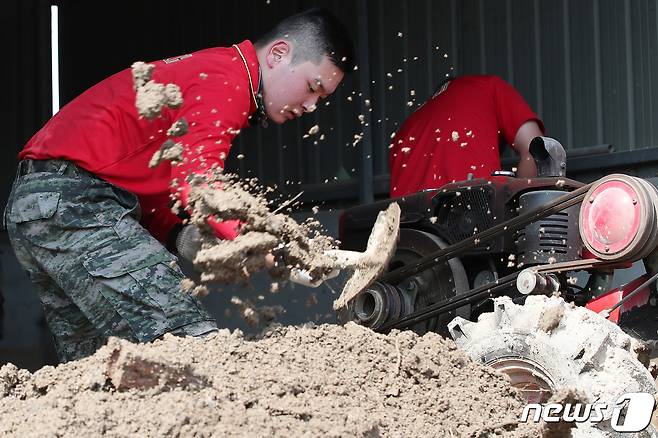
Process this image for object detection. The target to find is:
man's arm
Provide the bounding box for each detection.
[512,120,543,178]
[489,76,544,179]
[169,76,250,241]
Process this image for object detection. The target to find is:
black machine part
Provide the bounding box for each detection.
[377,184,591,287]
[370,184,594,332]
[340,137,647,333]
[529,136,567,177]
[516,190,583,265]
[344,229,470,335]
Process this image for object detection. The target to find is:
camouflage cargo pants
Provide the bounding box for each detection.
[4,159,217,362]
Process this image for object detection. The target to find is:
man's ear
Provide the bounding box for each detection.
[266,40,291,68]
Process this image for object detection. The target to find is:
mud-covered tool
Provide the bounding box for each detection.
[328,202,400,310]
[287,203,400,307]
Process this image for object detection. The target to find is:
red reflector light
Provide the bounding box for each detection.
[579,174,658,261]
[580,181,640,254]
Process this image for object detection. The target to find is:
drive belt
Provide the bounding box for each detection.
[379,257,624,332]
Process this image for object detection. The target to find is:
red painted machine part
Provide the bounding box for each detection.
[585,274,651,324]
[580,180,641,255]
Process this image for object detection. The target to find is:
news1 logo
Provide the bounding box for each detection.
[520,392,656,432]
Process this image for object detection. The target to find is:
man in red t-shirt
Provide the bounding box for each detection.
[4,9,355,362]
[389,75,544,197]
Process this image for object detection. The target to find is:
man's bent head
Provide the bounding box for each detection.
[255,8,355,124]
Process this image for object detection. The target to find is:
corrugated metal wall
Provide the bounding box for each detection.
[233,0,658,198]
[20,0,658,200]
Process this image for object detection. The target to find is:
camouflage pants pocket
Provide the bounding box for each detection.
[8,170,141,252]
[82,237,215,342]
[28,270,126,363]
[6,191,63,268]
[7,191,61,224]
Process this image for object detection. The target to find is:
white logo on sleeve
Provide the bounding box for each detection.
[163,54,192,64]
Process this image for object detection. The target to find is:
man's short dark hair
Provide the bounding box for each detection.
[255,8,356,73]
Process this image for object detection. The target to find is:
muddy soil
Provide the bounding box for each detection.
[184,172,339,287]
[132,61,183,120]
[0,323,541,437]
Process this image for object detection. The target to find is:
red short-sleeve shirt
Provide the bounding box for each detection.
[20,40,260,242]
[389,75,543,197]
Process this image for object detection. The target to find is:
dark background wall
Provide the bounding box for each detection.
[3,0,658,370]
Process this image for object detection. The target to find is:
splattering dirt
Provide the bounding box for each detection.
[183,172,339,287]
[229,296,284,328]
[0,324,541,437]
[134,61,342,294]
[167,117,189,137]
[132,61,183,119]
[538,303,565,333]
[179,278,209,298]
[149,139,184,168]
[136,61,399,311]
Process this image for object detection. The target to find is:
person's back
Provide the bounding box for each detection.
[388,75,543,197]
[21,44,258,242]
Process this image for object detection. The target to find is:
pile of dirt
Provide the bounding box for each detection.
[0,323,541,437]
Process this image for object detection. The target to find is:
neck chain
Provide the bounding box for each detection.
[233,44,268,128]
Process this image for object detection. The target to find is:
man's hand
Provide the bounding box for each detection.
[289,268,339,288]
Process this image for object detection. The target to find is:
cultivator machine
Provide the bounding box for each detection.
[337,137,658,434]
